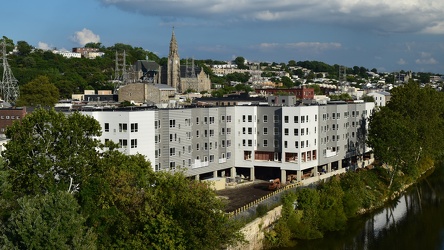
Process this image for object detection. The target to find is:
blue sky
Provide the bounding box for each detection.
[2,0,444,73]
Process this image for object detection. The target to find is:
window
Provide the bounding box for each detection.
[315,115,317,122]
[294,116,298,123]
[248,140,252,147]
[104,123,109,132]
[274,115,279,123]
[210,155,215,162]
[131,139,137,148]
[170,148,176,156]
[196,143,200,151]
[301,116,305,123]
[274,127,279,135]
[227,128,231,134]
[243,127,246,134]
[274,140,279,148]
[263,139,268,147]
[242,115,246,122]
[284,116,289,123]
[119,123,127,132]
[301,129,305,136]
[227,140,231,147]
[284,141,288,148]
[221,128,225,135]
[301,141,305,148]
[294,128,298,136]
[204,117,208,124]
[248,115,252,122]
[248,127,253,134]
[119,139,127,148]
[210,129,214,137]
[263,115,268,123]
[196,117,199,125]
[204,143,208,150]
[263,127,268,135]
[284,128,289,136]
[170,120,176,128]
[227,152,232,159]
[131,123,138,132]
[295,141,299,148]
[169,162,176,170]
[227,115,232,122]
[209,117,214,124]
[196,130,200,138]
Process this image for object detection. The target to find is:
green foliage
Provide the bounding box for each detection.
[256,204,268,217]
[16,75,59,106]
[329,93,353,101]
[362,95,375,102]
[2,108,102,197]
[0,191,97,250]
[367,82,444,188]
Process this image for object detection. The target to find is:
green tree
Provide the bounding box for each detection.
[0,191,97,250]
[234,56,248,69]
[16,75,59,106]
[16,41,33,56]
[281,76,294,88]
[1,108,102,197]
[367,82,444,188]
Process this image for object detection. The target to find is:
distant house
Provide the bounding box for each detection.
[368,91,391,107]
[0,107,26,134]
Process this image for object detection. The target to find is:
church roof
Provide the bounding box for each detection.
[134,60,160,72]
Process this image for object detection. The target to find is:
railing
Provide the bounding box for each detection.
[226,181,302,218]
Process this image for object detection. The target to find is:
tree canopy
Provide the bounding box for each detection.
[0,108,242,249]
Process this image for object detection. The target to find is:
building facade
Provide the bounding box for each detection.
[82,101,374,182]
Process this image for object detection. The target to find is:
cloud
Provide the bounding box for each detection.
[37,42,52,50]
[415,52,438,65]
[257,42,341,53]
[71,28,100,46]
[397,58,406,65]
[98,0,444,34]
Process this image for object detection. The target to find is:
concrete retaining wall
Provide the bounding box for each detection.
[227,206,282,250]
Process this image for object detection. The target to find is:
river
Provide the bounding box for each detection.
[280,166,444,250]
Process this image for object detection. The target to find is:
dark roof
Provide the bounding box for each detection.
[134,60,160,73]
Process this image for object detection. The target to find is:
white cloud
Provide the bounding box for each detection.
[37,42,52,50]
[415,52,438,65]
[397,58,406,65]
[71,28,100,46]
[99,0,444,34]
[257,42,341,52]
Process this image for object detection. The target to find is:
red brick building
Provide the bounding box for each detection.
[0,107,26,134]
[255,87,315,100]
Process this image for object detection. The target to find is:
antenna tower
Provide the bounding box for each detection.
[0,41,19,103]
[338,65,347,91]
[113,50,133,93]
[185,58,196,78]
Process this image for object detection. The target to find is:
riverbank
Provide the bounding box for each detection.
[262,160,437,249]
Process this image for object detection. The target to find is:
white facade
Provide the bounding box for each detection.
[81,101,374,180]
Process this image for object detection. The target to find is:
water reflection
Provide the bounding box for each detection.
[289,167,444,250]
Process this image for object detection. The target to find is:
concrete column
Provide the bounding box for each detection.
[250,167,255,181]
[281,169,286,184]
[195,174,200,181]
[297,170,302,181]
[313,166,318,176]
[213,170,217,178]
[338,160,342,170]
[327,163,332,173]
[230,167,236,178]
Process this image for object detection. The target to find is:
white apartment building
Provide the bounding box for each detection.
[81,101,374,183]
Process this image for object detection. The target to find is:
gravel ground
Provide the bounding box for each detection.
[216,180,274,212]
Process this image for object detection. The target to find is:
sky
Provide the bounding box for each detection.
[2,0,444,74]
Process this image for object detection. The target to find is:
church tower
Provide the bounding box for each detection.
[167,28,180,91]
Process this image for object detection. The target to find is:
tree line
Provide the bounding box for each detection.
[0,109,242,249]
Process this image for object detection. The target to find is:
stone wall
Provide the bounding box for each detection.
[227,206,282,250]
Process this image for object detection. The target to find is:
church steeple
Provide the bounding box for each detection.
[167,27,180,91]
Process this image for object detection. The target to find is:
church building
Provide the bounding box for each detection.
[164,29,211,93]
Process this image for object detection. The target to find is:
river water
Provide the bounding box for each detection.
[281,166,444,250]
